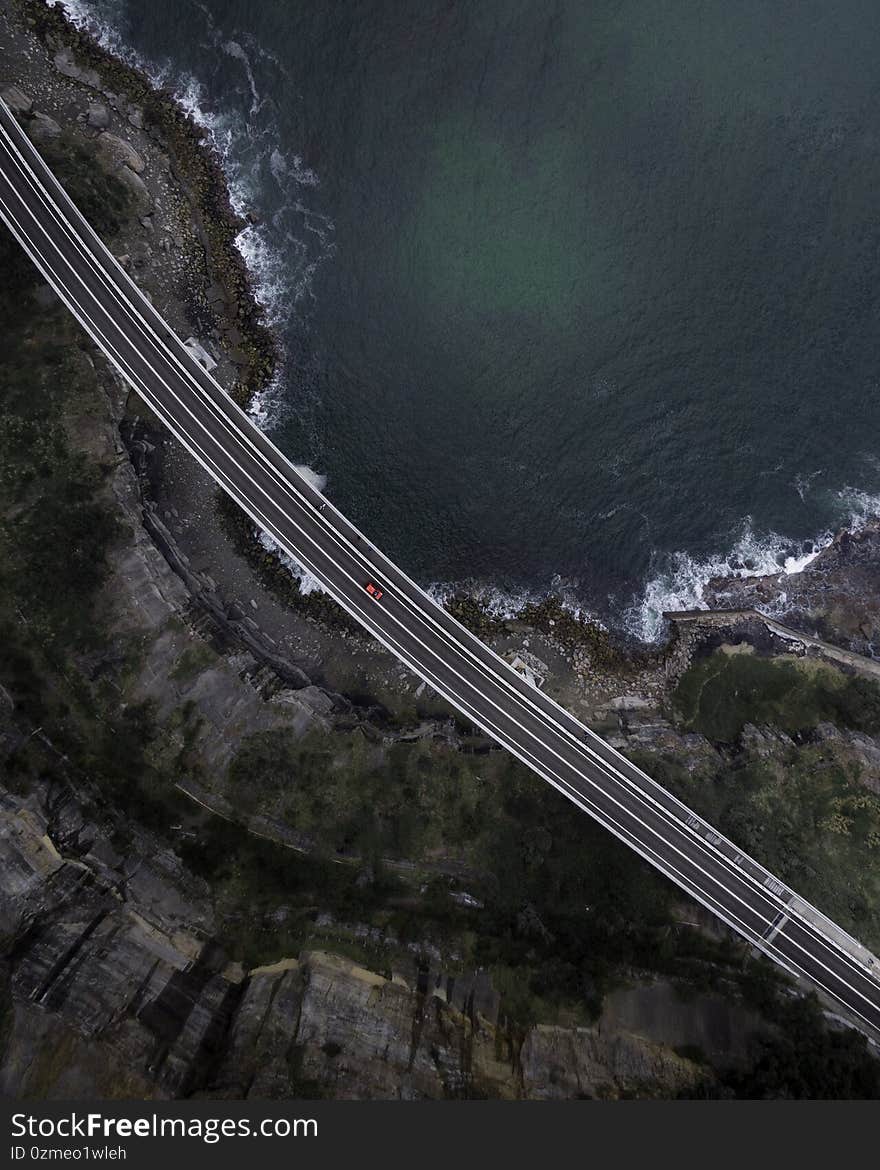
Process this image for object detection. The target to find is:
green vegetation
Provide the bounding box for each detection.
[229,728,494,858]
[673,649,880,743]
[0,133,132,651]
[0,148,177,832]
[227,724,754,1021]
[39,132,134,238]
[1,122,878,1096]
[0,235,122,649]
[638,743,880,954]
[720,982,880,1099]
[646,647,880,952]
[169,638,220,683]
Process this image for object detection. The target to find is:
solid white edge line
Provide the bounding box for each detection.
[4,109,867,977]
[4,102,873,970]
[3,120,880,1031]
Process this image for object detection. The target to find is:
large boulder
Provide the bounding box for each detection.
[52,48,101,90]
[96,131,145,174]
[114,164,153,214]
[1,84,32,115]
[86,101,110,130]
[25,112,63,145]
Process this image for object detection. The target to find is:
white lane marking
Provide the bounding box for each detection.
[5,139,880,1005]
[4,140,880,1028]
[0,184,804,945]
[0,184,794,921]
[2,109,867,964]
[9,188,880,1035]
[764,913,790,945]
[5,109,874,991]
[0,122,822,963]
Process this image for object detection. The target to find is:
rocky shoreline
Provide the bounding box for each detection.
[20,0,279,409]
[3,0,880,1100]
[4,0,880,900]
[15,3,880,706]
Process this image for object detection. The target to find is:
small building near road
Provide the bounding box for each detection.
[502,649,548,689]
[183,336,217,372]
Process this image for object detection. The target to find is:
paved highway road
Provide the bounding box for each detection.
[2,97,879,1040]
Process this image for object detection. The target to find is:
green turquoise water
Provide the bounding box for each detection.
[67,0,880,638]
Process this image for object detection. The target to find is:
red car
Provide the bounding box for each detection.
[364,581,384,601]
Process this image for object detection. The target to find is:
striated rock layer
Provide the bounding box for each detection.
[0,778,711,1100]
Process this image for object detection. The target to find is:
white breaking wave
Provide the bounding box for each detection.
[222,39,262,116]
[290,464,327,494]
[49,0,335,417]
[257,464,327,594]
[838,486,880,526]
[170,73,328,337]
[627,487,880,644]
[427,576,605,629]
[257,531,323,596]
[40,6,880,636]
[247,368,286,431]
[426,580,538,620]
[47,1,173,83]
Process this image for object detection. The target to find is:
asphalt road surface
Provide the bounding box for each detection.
[2,97,879,1040]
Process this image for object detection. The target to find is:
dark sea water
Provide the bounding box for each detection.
[60,0,880,638]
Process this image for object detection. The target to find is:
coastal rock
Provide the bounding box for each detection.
[25,111,62,144]
[0,779,712,1100]
[740,723,796,758]
[214,949,709,1100]
[1,84,33,115]
[52,47,101,90]
[114,163,153,213]
[129,238,152,269]
[704,521,880,657]
[95,130,145,174]
[519,1023,706,1099]
[86,101,110,129]
[813,722,880,793]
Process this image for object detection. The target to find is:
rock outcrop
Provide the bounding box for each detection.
[0,778,711,1100]
[24,109,61,143]
[86,100,110,129]
[704,521,880,657]
[52,47,101,91]
[95,130,145,174]
[113,161,152,212]
[1,82,33,115]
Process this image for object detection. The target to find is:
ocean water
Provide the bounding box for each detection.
[54,0,880,640]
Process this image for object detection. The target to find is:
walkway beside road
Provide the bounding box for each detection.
[664,608,880,681]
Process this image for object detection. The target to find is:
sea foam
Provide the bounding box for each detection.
[42,5,880,640]
[49,0,335,422]
[627,487,880,643]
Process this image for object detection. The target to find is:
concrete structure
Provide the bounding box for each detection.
[183,335,217,373]
[2,97,879,1040]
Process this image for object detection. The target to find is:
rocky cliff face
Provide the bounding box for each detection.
[0,776,713,1100]
[4,0,879,1103]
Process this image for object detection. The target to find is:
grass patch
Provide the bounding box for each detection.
[673,650,880,743]
[632,744,880,953]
